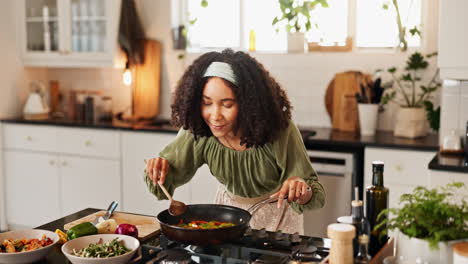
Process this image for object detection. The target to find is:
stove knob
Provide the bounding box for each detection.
[290,232,302,243]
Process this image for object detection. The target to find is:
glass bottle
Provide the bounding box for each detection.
[249,29,256,52]
[351,187,370,257]
[354,234,372,264]
[366,161,389,256]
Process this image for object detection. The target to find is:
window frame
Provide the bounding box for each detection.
[177,0,438,54]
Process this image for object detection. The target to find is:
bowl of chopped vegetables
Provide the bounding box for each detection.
[0,229,59,264]
[61,234,139,264]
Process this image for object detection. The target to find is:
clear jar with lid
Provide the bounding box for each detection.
[99,96,113,122]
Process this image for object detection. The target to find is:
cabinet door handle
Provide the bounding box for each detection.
[61,161,68,167]
[395,165,403,171]
[84,140,92,147]
[26,136,32,141]
[49,160,55,166]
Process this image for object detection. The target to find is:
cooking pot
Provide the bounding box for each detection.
[156,204,251,245]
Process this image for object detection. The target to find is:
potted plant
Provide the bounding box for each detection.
[272,0,328,52]
[380,51,441,138]
[376,182,468,264]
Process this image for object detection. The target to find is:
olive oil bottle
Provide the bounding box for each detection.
[365,161,389,256]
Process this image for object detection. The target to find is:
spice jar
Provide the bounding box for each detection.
[327,223,355,264]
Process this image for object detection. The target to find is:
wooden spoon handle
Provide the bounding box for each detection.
[158,182,173,202]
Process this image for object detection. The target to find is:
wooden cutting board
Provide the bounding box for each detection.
[64,211,160,241]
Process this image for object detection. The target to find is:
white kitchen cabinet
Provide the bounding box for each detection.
[16,0,121,67]
[429,169,468,188]
[438,0,468,80]
[2,124,121,229]
[121,131,183,216]
[121,131,218,216]
[4,151,61,228]
[364,147,435,209]
[60,156,120,216]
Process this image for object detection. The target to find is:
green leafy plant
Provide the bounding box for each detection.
[423,101,440,131]
[375,182,468,250]
[381,51,440,108]
[382,0,421,51]
[272,0,328,33]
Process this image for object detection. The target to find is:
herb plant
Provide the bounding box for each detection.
[381,51,441,108]
[272,0,328,33]
[375,182,468,250]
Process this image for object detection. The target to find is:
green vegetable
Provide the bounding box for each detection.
[67,222,98,240]
[72,238,130,258]
[375,182,468,250]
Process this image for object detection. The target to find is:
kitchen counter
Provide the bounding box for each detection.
[33,208,159,263]
[0,118,179,134]
[429,152,468,173]
[299,127,438,151]
[1,118,439,151]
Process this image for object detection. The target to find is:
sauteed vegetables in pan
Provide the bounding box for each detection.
[176,220,235,229]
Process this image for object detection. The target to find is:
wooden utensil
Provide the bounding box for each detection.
[144,159,187,216]
[157,182,187,216]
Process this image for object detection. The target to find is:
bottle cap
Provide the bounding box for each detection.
[351,200,363,207]
[372,161,384,173]
[327,223,355,240]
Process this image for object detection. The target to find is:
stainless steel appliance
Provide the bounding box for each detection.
[304,150,354,237]
[135,228,330,263]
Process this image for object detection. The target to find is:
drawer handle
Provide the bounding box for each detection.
[62,161,68,167]
[26,136,32,141]
[49,160,55,166]
[84,140,92,147]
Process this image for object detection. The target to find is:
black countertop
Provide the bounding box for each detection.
[298,126,438,151]
[428,152,468,173]
[1,118,439,151]
[33,208,159,263]
[0,118,179,134]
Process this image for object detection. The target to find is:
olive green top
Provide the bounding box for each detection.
[144,120,325,214]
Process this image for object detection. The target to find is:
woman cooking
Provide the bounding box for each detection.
[145,49,325,234]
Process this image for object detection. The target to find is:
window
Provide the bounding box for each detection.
[184,0,422,52]
[356,0,421,48]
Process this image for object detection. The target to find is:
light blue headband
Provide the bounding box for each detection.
[203,61,238,86]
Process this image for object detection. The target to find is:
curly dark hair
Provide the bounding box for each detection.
[171,49,292,147]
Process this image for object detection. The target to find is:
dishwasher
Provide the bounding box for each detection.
[303,150,355,237]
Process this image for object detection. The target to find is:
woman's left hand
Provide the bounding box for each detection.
[270,177,313,209]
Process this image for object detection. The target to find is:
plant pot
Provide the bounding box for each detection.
[358,103,379,136]
[396,231,458,264]
[394,107,427,138]
[287,32,305,53]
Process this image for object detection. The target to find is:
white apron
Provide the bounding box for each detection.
[213,184,304,234]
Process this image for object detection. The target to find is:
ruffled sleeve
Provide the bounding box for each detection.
[273,120,326,213]
[144,129,206,200]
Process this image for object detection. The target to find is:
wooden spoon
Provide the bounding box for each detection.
[157,182,187,216]
[144,159,187,216]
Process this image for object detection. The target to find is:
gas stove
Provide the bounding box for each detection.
[134,228,330,264]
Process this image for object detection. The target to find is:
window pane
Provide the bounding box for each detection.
[243,0,286,51]
[306,0,348,44]
[187,0,240,49]
[356,0,421,48]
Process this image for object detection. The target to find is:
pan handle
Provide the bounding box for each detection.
[247,197,287,215]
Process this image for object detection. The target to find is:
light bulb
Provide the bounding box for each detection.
[123,68,132,86]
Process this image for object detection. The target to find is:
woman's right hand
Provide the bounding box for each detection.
[146,157,169,185]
